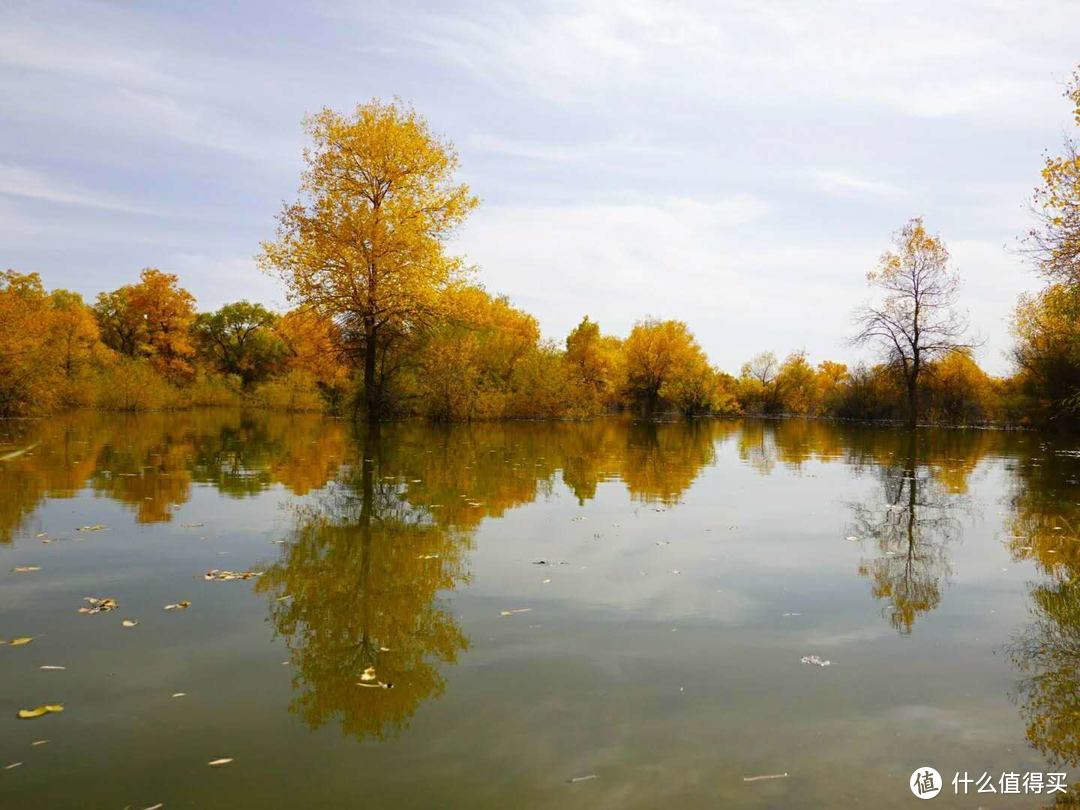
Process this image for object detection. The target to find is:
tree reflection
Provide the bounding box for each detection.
[847,432,962,634]
[256,423,471,740]
[1007,440,1080,775]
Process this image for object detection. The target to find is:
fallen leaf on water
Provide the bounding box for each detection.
[12,566,40,573]
[3,637,34,646]
[171,692,185,698]
[208,758,233,767]
[203,569,262,581]
[79,597,118,614]
[163,601,191,610]
[17,704,63,719]
[4,762,22,770]
[122,619,139,628]
[39,665,65,671]
[500,608,532,616]
[30,740,48,746]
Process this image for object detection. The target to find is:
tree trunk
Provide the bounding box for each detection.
[906,375,919,430]
[363,317,380,423]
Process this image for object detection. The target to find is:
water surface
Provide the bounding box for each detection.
[1,411,1078,808]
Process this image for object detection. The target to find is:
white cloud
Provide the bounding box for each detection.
[808,168,907,200]
[0,162,159,214]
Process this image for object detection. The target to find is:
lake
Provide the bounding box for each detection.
[1,410,1078,808]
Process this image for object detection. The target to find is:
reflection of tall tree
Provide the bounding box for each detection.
[1011,578,1080,769]
[1007,442,1080,776]
[256,424,471,741]
[848,433,961,634]
[621,420,728,506]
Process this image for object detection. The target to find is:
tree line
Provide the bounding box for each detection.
[1,68,1079,427]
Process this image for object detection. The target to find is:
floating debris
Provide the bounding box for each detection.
[172,692,186,698]
[500,608,532,616]
[142,804,165,810]
[743,772,789,782]
[782,613,802,617]
[12,566,41,574]
[122,619,139,628]
[75,525,106,532]
[568,774,599,783]
[39,665,65,671]
[79,597,118,614]
[181,523,205,528]
[17,704,63,719]
[164,601,191,610]
[360,667,377,682]
[800,655,831,667]
[4,762,22,770]
[31,740,48,746]
[208,758,233,767]
[1,637,33,646]
[203,570,262,581]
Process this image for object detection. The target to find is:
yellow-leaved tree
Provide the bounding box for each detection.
[259,100,478,421]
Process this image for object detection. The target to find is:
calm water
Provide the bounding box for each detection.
[1,411,1079,808]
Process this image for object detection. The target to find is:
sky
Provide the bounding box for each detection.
[1,0,1078,375]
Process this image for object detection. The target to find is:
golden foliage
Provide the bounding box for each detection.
[259,100,478,418]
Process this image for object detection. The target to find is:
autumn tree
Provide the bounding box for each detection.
[564,316,624,415]
[0,271,58,415]
[93,286,143,357]
[738,351,781,413]
[48,289,100,380]
[94,268,197,380]
[775,351,818,415]
[194,301,284,389]
[622,319,713,416]
[816,360,849,414]
[1024,67,1080,286]
[259,100,478,421]
[1012,283,1080,418]
[853,218,973,429]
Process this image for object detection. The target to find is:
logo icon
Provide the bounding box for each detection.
[910,767,942,799]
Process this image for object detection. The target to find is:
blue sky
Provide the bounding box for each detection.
[2,0,1078,374]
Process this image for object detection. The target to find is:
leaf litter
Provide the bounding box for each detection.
[17,704,63,719]
[164,601,191,610]
[79,597,118,614]
[203,569,262,581]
